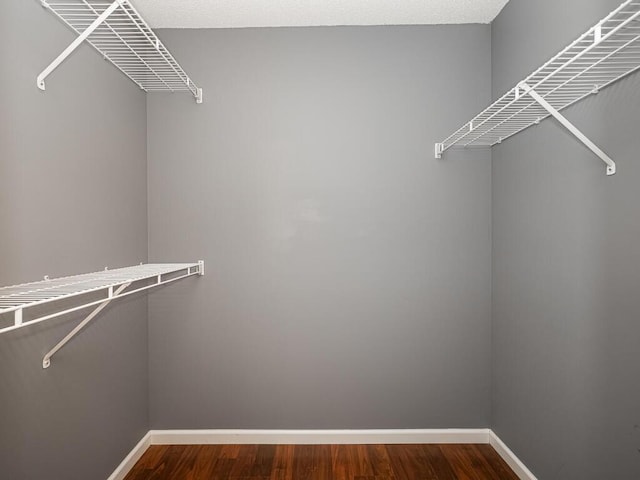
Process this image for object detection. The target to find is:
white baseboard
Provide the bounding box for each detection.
[108,428,535,480]
[489,431,538,480]
[149,428,491,445]
[106,431,151,480]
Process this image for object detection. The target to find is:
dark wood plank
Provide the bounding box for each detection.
[124,443,519,480]
[139,445,189,480]
[386,444,437,480]
[134,445,169,471]
[210,458,235,480]
[292,444,315,480]
[312,445,332,480]
[421,445,458,480]
[270,444,294,480]
[441,444,511,480]
[174,444,201,479]
[353,477,396,480]
[292,445,332,480]
[474,444,520,480]
[354,445,375,477]
[331,444,376,478]
[366,445,395,478]
[250,444,277,477]
[442,444,484,480]
[228,444,258,478]
[191,445,223,479]
[330,444,355,480]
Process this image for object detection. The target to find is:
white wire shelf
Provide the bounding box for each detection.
[0,262,204,368]
[38,0,203,103]
[436,0,640,175]
[0,262,203,335]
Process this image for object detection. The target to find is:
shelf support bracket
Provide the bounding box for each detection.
[520,82,616,176]
[37,0,122,90]
[42,282,130,369]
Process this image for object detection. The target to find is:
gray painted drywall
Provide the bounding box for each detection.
[0,1,148,479]
[147,26,492,429]
[491,1,640,479]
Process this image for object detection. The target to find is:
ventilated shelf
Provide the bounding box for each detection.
[0,262,204,367]
[436,0,640,175]
[39,0,203,103]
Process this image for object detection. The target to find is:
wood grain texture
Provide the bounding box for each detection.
[124,444,519,480]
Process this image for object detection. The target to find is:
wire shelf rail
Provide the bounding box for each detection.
[435,0,640,175]
[0,262,204,367]
[38,0,203,103]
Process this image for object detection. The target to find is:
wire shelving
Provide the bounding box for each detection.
[0,262,204,367]
[38,0,203,103]
[435,0,640,175]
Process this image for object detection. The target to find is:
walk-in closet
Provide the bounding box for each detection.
[2,1,639,479]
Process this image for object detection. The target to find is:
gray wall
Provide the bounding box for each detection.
[0,1,148,479]
[11,2,637,477]
[491,0,640,478]
[147,26,492,429]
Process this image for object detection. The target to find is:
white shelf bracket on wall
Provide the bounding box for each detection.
[435,0,640,175]
[38,0,203,103]
[519,82,616,176]
[0,262,205,368]
[42,282,130,368]
[37,0,121,91]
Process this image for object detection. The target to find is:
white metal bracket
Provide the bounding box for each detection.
[38,262,205,368]
[42,282,130,369]
[434,143,444,159]
[519,82,616,176]
[37,0,122,90]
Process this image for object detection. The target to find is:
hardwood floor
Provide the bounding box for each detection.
[124,444,519,479]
